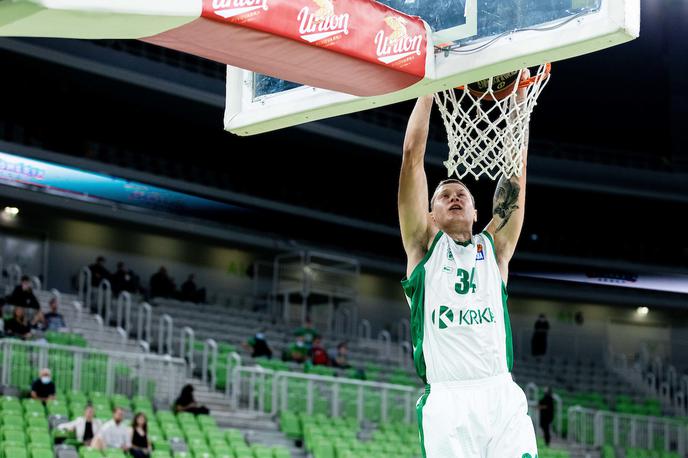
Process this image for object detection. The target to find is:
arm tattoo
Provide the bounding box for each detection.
[493,176,521,232]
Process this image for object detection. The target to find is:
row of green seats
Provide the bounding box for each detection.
[625,448,681,458]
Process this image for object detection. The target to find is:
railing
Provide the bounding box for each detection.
[7,264,21,288]
[180,327,195,378]
[358,319,371,340]
[0,338,186,404]
[567,406,686,454]
[202,339,218,389]
[78,267,92,310]
[229,365,419,423]
[157,314,174,356]
[115,291,133,335]
[96,279,112,324]
[30,275,41,291]
[71,300,83,326]
[137,302,152,345]
[378,330,391,360]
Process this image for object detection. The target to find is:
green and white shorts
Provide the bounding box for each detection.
[416,373,537,458]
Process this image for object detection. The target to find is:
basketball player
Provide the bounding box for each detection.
[399,83,538,457]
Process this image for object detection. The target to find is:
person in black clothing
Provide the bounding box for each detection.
[129,412,151,458]
[180,274,206,304]
[531,313,550,357]
[6,275,40,310]
[538,386,555,446]
[42,297,67,331]
[31,368,56,403]
[89,256,111,287]
[111,262,139,297]
[5,306,38,340]
[174,384,209,416]
[243,331,273,359]
[149,266,176,299]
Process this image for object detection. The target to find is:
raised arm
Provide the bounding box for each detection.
[399,95,436,277]
[484,130,528,284]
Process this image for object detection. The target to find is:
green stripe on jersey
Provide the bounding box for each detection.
[401,231,443,384]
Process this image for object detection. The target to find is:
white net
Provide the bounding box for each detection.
[433,64,551,181]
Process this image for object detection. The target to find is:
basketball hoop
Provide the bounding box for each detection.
[433,63,551,181]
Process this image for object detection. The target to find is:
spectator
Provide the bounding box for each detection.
[174,385,210,416]
[243,330,273,359]
[31,368,56,403]
[283,335,308,363]
[538,387,555,446]
[43,297,67,331]
[149,266,176,299]
[309,335,329,366]
[111,262,139,297]
[180,274,206,304]
[294,318,318,348]
[91,407,131,451]
[531,314,550,357]
[89,256,111,287]
[129,412,152,458]
[329,342,351,369]
[56,404,102,447]
[6,275,40,310]
[5,306,38,340]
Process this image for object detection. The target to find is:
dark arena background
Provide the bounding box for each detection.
[1,1,688,458]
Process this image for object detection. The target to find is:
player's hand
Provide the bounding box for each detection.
[515,68,530,104]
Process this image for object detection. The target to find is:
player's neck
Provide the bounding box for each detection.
[443,227,472,244]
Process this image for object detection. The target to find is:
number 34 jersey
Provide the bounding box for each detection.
[401,230,514,384]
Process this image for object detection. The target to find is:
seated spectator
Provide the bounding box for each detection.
[180,274,206,304]
[309,335,329,366]
[5,306,39,340]
[149,266,176,299]
[91,407,131,451]
[174,384,210,416]
[6,275,40,310]
[283,335,308,364]
[329,342,351,369]
[294,318,318,348]
[89,256,111,287]
[31,368,56,403]
[129,412,152,458]
[111,262,140,297]
[43,297,67,331]
[56,404,102,447]
[243,330,273,359]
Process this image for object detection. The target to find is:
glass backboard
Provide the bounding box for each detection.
[226,0,638,135]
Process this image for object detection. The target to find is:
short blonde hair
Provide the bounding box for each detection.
[430,179,475,210]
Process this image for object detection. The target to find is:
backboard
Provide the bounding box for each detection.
[226,0,639,135]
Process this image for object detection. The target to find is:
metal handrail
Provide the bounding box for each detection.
[202,339,218,389]
[137,302,152,344]
[115,292,132,335]
[30,275,41,291]
[358,319,371,340]
[71,301,82,325]
[158,314,173,355]
[96,279,112,323]
[0,338,185,404]
[378,330,392,359]
[78,266,92,310]
[7,264,21,287]
[180,327,195,378]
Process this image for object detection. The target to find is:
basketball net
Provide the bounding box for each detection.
[433,64,551,181]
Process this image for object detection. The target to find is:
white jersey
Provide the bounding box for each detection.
[402,230,513,384]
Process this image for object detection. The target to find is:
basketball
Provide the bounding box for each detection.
[466,70,520,101]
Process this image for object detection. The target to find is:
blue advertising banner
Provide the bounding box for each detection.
[0,150,242,216]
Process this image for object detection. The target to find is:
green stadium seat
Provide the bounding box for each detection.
[3,445,29,458]
[31,449,54,458]
[273,446,291,458]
